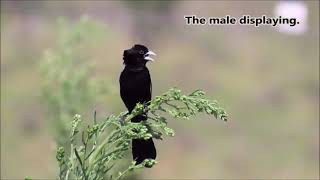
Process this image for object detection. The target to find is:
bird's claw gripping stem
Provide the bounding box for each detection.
[119,113,128,126]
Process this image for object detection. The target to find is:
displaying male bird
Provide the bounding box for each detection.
[119,44,157,166]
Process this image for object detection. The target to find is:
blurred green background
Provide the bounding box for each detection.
[1,1,319,179]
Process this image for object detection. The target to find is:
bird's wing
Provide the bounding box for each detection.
[150,77,152,97]
[147,70,152,102]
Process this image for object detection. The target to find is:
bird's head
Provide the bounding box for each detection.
[122,44,156,66]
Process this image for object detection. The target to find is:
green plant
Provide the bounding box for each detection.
[56,88,227,180]
[40,16,111,147]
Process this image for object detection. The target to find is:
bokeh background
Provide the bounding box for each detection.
[1,1,319,179]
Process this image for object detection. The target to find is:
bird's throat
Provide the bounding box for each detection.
[125,65,146,72]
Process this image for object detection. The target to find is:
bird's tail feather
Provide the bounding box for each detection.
[132,138,157,167]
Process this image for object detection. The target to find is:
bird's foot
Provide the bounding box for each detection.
[119,112,128,126]
[142,102,149,111]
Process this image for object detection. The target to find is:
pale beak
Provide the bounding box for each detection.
[144,56,154,61]
[146,51,156,56]
[144,50,156,61]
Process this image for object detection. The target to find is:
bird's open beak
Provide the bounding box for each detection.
[144,51,156,61]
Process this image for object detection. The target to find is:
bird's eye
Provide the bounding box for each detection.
[139,50,144,55]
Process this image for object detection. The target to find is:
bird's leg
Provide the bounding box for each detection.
[142,102,150,117]
[119,112,129,126]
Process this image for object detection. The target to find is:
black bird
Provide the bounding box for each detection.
[120,44,157,166]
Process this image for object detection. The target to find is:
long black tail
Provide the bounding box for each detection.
[131,115,157,167]
[132,138,156,166]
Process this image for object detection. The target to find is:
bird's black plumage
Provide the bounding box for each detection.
[120,44,157,166]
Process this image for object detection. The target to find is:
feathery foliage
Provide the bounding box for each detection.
[40,16,110,147]
[56,88,227,180]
